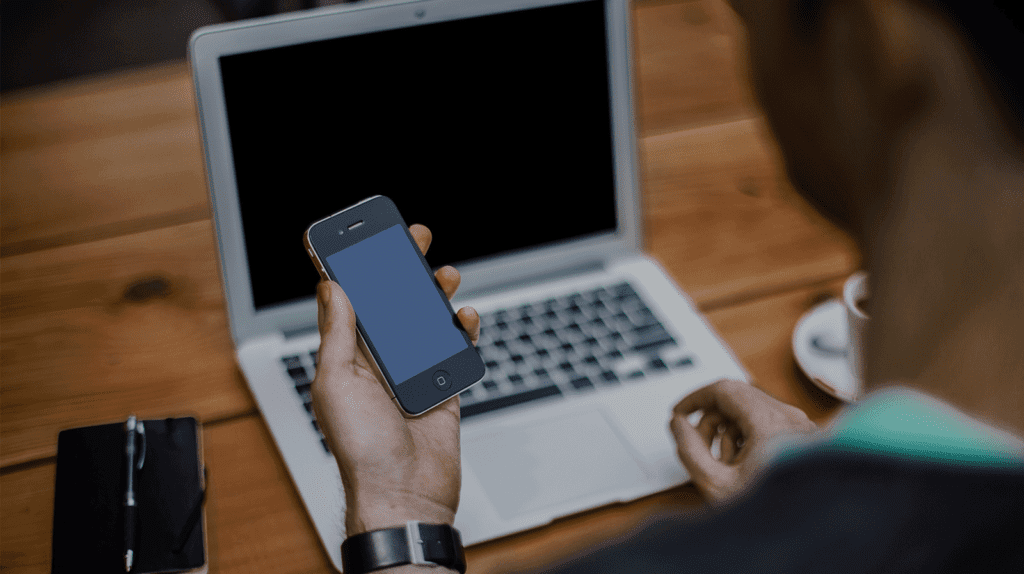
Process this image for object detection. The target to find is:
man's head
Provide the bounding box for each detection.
[723,0,1022,241]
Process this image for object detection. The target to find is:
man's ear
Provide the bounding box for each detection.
[858,0,929,120]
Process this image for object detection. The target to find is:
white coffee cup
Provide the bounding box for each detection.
[842,271,870,384]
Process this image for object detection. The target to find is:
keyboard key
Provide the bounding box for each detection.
[309,351,318,367]
[633,323,662,335]
[282,355,302,369]
[649,358,668,371]
[303,401,314,413]
[559,361,574,372]
[632,328,677,353]
[633,306,658,325]
[508,374,526,386]
[510,354,525,364]
[482,380,498,392]
[628,370,645,380]
[485,360,500,370]
[674,356,695,368]
[613,283,638,300]
[533,367,549,377]
[321,438,330,453]
[600,371,620,384]
[295,382,311,395]
[288,367,311,384]
[570,376,594,390]
[461,385,563,419]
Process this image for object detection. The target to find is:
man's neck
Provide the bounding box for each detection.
[860,91,1024,436]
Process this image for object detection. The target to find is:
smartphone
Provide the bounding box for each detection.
[304,195,485,416]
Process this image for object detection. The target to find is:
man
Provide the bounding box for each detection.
[311,0,1024,572]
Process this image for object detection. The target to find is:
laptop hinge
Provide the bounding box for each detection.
[282,324,319,340]
[459,259,606,300]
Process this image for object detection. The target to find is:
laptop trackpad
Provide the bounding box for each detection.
[464,409,648,521]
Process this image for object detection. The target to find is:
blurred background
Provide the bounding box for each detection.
[1,0,352,93]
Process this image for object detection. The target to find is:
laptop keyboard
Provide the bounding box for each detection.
[464,282,695,418]
[281,281,697,453]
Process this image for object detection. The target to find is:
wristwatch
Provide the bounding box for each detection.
[341,521,467,573]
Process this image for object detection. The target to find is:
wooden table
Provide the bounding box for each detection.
[1,1,859,571]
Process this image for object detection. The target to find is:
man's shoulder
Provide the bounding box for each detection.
[538,449,1024,574]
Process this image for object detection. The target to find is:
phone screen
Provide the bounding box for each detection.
[323,224,469,385]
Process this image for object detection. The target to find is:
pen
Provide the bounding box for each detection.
[124,416,145,572]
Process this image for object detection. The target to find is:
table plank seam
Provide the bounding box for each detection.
[1,206,211,258]
[0,455,57,477]
[0,409,259,473]
[698,269,856,313]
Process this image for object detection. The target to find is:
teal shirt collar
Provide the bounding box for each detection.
[769,387,1024,468]
[823,386,1024,467]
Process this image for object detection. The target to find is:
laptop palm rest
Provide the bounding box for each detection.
[463,409,649,521]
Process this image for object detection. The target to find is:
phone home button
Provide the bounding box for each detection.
[432,370,452,391]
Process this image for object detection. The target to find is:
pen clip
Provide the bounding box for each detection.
[136,421,146,470]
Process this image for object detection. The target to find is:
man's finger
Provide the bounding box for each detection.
[457,307,481,346]
[436,266,461,300]
[721,424,741,463]
[674,380,755,436]
[670,414,722,483]
[695,411,723,449]
[410,224,432,256]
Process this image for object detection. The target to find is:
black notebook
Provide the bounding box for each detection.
[52,417,207,574]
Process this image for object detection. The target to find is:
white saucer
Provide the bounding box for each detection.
[792,299,862,402]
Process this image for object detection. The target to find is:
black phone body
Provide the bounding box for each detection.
[304,195,485,416]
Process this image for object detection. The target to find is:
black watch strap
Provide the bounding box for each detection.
[341,522,467,573]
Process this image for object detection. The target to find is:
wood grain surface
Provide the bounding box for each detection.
[0,1,754,257]
[0,280,848,574]
[0,117,857,467]
[1,0,861,572]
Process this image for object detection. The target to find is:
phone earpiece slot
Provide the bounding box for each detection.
[348,221,364,230]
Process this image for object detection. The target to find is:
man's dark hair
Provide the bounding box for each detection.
[936,1,1023,141]
[795,0,1023,142]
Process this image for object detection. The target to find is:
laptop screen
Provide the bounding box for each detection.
[219,0,619,311]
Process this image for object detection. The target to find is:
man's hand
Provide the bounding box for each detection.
[669,379,817,503]
[311,224,480,536]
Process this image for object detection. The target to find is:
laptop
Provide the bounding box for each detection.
[189,0,749,569]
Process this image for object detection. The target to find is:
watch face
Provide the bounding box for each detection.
[341,523,465,574]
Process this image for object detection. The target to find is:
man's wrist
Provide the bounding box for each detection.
[346,491,456,535]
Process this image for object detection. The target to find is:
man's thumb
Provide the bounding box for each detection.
[316,281,357,361]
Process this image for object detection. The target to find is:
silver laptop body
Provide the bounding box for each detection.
[190,0,749,570]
